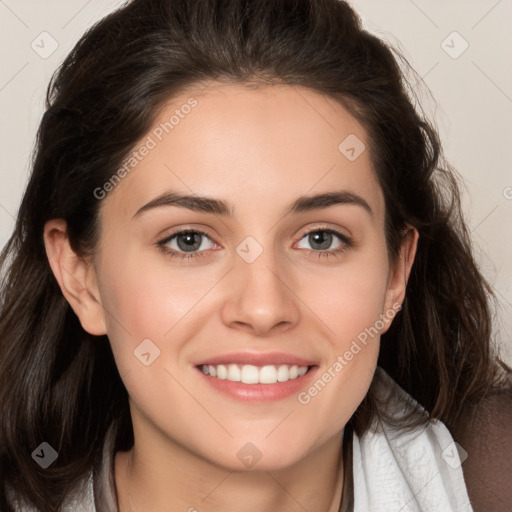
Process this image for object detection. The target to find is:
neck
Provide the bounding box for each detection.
[115,429,344,512]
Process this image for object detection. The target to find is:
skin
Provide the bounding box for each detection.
[44,83,418,512]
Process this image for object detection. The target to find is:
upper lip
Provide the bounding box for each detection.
[196,352,317,367]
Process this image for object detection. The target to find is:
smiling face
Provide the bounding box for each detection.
[54,82,414,471]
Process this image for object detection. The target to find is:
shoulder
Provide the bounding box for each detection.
[452,374,512,512]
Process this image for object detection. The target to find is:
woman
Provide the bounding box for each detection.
[0,0,510,510]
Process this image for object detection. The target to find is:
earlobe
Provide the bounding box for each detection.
[43,219,107,336]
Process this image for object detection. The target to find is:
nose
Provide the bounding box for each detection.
[220,245,301,336]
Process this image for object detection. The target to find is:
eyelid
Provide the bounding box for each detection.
[294,222,352,243]
[158,228,218,248]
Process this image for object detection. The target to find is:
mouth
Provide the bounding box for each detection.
[194,353,318,402]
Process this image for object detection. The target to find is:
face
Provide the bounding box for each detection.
[66,83,411,471]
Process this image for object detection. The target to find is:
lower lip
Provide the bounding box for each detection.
[196,366,318,402]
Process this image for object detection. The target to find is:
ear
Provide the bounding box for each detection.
[381,224,419,334]
[43,219,107,336]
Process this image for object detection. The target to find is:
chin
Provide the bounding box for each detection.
[199,437,316,473]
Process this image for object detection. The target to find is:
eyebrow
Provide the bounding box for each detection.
[132,189,373,219]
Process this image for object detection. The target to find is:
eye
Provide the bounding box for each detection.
[157,229,218,260]
[296,228,351,257]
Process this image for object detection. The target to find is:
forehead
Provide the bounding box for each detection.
[100,82,384,221]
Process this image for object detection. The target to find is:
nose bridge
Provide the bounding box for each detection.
[238,245,283,295]
[222,235,300,334]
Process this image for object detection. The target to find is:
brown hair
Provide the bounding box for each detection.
[0,0,507,509]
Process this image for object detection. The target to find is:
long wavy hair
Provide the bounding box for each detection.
[0,0,507,509]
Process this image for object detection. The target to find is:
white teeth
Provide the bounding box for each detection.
[227,364,241,382]
[201,363,309,384]
[241,365,259,384]
[277,364,289,382]
[259,365,278,384]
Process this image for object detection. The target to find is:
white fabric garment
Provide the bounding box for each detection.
[351,368,473,512]
[9,367,474,511]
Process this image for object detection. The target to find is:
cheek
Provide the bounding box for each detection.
[95,248,216,365]
[306,248,390,349]
[293,246,389,417]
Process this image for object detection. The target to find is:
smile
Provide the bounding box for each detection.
[201,364,309,384]
[195,352,317,401]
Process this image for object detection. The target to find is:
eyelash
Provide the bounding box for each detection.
[156,227,352,261]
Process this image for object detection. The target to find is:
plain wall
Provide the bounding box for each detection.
[0,0,511,363]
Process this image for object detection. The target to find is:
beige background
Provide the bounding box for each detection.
[1,0,511,363]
